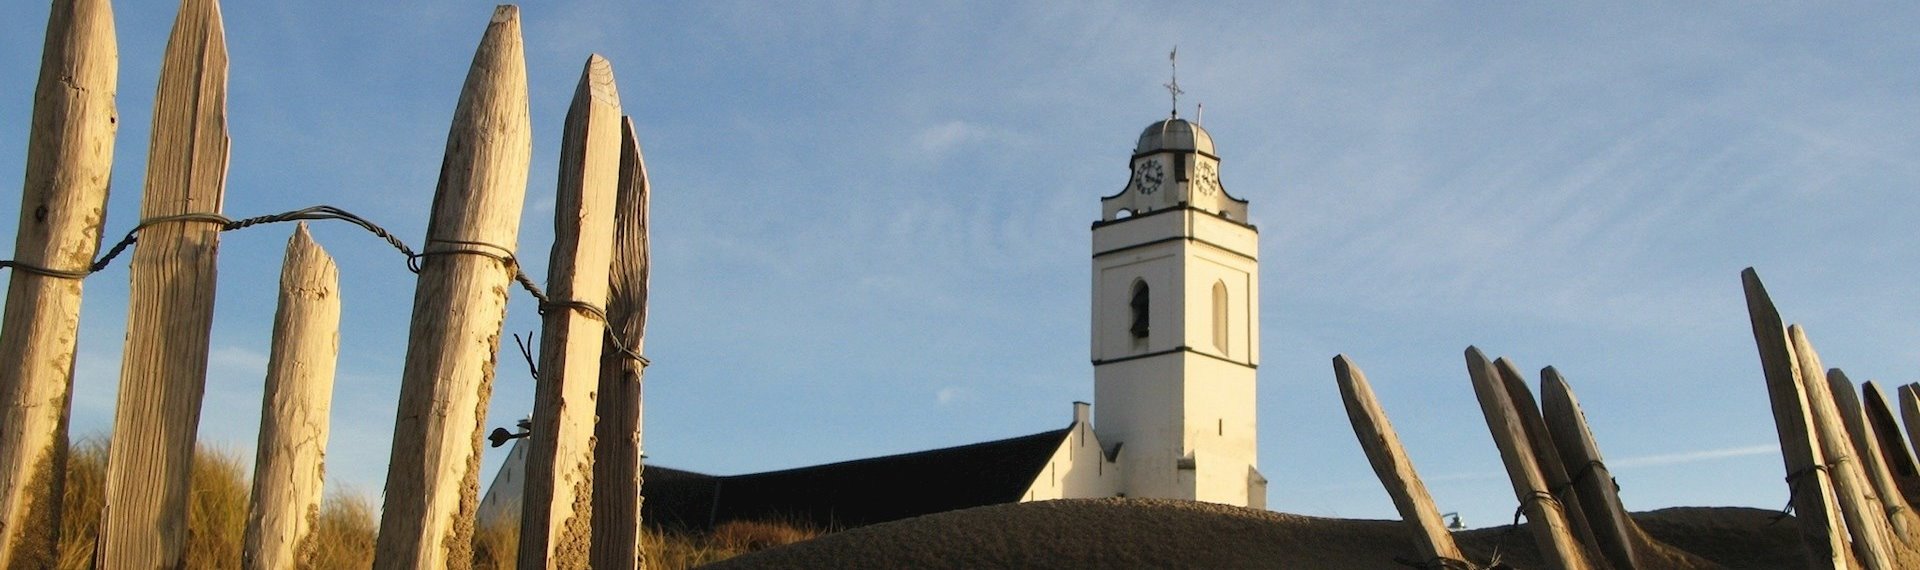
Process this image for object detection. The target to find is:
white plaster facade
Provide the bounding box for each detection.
[476,432,529,525]
[1020,402,1122,501]
[1071,117,1266,508]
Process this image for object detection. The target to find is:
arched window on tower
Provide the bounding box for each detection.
[1129,281,1150,339]
[1212,281,1229,353]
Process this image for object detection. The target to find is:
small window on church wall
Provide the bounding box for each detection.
[1129,281,1150,339]
[1211,281,1228,352]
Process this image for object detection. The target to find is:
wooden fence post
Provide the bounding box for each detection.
[589,117,651,569]
[374,6,530,569]
[95,0,229,566]
[241,224,340,570]
[1829,369,1919,543]
[1465,347,1591,570]
[1790,326,1906,568]
[517,54,623,570]
[0,0,117,566]
[1741,269,1852,569]
[1331,355,1468,568]
[1492,357,1603,561]
[1538,367,1638,569]
[1542,366,1701,570]
[1901,384,1920,484]
[1861,381,1920,504]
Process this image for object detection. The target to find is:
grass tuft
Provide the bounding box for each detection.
[43,440,825,567]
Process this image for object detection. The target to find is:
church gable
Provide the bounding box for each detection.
[1019,402,1121,502]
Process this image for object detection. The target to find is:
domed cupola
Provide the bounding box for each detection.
[1134,118,1215,158]
[1102,117,1248,224]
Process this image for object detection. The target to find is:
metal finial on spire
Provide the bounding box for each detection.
[1164,46,1184,118]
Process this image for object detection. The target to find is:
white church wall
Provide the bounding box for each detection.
[1181,253,1254,363]
[1190,449,1253,505]
[1181,352,1260,505]
[1184,211,1258,261]
[1093,355,1185,499]
[475,436,529,528]
[1020,415,1121,501]
[1092,209,1186,249]
[1091,246,1183,360]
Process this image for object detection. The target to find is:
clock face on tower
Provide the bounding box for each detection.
[1132,159,1165,195]
[1196,160,1220,196]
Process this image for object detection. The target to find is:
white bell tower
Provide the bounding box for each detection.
[1090,116,1265,508]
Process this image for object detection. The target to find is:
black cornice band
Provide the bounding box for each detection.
[1092,235,1257,262]
[1092,345,1257,369]
[1090,204,1257,231]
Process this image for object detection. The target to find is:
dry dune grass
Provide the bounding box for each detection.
[52,440,251,569]
[39,441,800,568]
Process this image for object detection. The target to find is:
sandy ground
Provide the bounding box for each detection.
[707,498,1806,569]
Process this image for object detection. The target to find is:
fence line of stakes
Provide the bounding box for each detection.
[9,2,1920,570]
[1328,269,1920,570]
[0,2,655,568]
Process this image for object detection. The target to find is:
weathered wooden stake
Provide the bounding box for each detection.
[1901,384,1920,484]
[1539,367,1643,570]
[96,0,229,566]
[1792,326,1905,569]
[1861,381,1920,504]
[242,225,340,570]
[0,0,117,566]
[517,54,624,570]
[1332,355,1469,568]
[1742,269,1854,569]
[589,117,651,569]
[1465,347,1592,570]
[1830,369,1919,543]
[374,6,530,569]
[1492,357,1604,562]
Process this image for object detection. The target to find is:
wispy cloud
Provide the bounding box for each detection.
[209,345,270,375]
[914,120,998,157]
[1611,444,1777,469]
[936,386,970,406]
[1350,443,1777,489]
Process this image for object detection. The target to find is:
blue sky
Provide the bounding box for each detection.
[3,2,1916,528]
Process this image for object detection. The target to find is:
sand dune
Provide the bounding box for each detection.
[709,498,1805,569]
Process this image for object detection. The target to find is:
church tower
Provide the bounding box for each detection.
[1091,116,1265,508]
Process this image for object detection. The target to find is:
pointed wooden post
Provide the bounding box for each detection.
[1466,347,1592,570]
[1743,268,1853,569]
[95,0,229,566]
[1791,326,1904,569]
[242,225,340,570]
[374,6,530,569]
[1332,355,1469,568]
[1902,384,1920,483]
[0,0,117,566]
[590,117,651,569]
[1492,357,1603,561]
[1539,367,1643,570]
[1861,381,1920,500]
[1829,369,1919,543]
[517,54,623,570]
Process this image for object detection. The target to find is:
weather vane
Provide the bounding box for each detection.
[1165,46,1184,118]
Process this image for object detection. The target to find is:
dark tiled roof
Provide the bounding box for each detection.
[642,428,1072,531]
